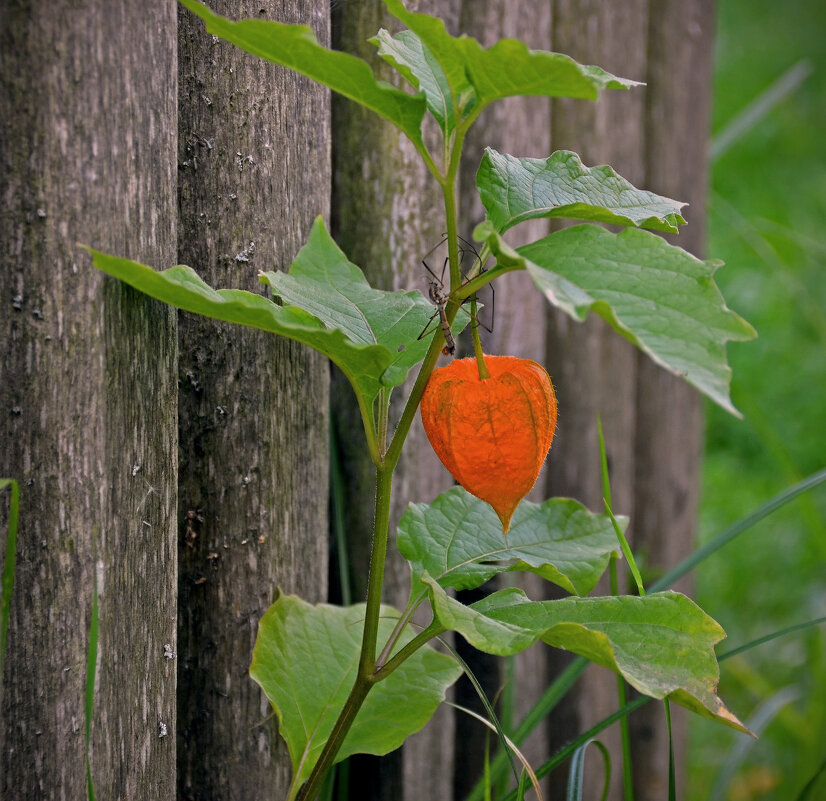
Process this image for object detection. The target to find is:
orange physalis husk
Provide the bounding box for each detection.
[420,355,557,532]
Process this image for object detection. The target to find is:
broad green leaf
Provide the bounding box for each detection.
[86,218,463,438]
[398,487,621,597]
[474,222,757,416]
[371,29,458,133]
[178,0,426,146]
[380,0,640,114]
[458,37,642,105]
[477,149,687,234]
[424,577,539,656]
[379,0,475,119]
[423,577,747,733]
[250,594,462,792]
[259,216,468,390]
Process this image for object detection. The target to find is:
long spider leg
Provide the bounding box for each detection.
[422,258,442,284]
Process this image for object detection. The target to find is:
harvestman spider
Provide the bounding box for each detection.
[417,234,494,356]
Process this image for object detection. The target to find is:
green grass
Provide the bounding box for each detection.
[690,1,826,798]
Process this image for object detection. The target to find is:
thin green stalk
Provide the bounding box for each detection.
[376,388,390,458]
[470,295,490,379]
[329,421,352,606]
[649,467,826,592]
[296,464,395,801]
[358,465,394,672]
[386,136,467,467]
[86,562,99,801]
[374,620,445,681]
[293,677,372,801]
[386,332,444,467]
[600,419,634,799]
[442,168,463,292]
[376,588,428,669]
[1,478,20,681]
[610,557,635,801]
[664,701,676,801]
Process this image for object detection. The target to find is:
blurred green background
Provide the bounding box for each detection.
[689,1,826,799]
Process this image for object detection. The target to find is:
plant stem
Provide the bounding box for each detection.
[358,464,393,671]
[610,556,635,801]
[386,138,466,466]
[376,588,428,669]
[293,676,373,801]
[470,295,490,379]
[298,123,473,801]
[296,464,394,801]
[374,620,445,681]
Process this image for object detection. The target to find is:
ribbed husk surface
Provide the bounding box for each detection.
[420,355,557,531]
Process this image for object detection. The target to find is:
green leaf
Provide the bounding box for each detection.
[423,578,747,733]
[379,1,475,118]
[371,29,458,134]
[178,0,426,146]
[380,0,640,114]
[458,38,642,105]
[398,487,621,597]
[477,149,687,234]
[259,216,466,391]
[424,578,539,656]
[475,222,757,416]
[86,217,461,439]
[250,594,462,792]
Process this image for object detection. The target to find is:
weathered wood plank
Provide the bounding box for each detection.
[331,2,461,797]
[0,1,178,797]
[456,1,552,795]
[631,3,715,798]
[176,2,330,798]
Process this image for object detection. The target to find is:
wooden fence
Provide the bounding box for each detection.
[0,1,714,798]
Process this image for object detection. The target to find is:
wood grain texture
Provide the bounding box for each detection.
[545,3,649,797]
[0,1,178,797]
[176,2,330,798]
[631,2,715,798]
[456,1,552,795]
[331,2,460,797]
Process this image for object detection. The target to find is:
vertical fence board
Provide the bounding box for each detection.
[631,2,715,798]
[331,2,460,798]
[545,2,649,797]
[175,2,331,798]
[0,1,178,797]
[456,1,552,794]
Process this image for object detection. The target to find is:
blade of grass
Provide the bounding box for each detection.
[664,701,676,801]
[440,638,521,787]
[795,753,826,801]
[495,616,826,801]
[598,416,644,596]
[330,421,352,607]
[710,60,812,161]
[719,616,826,661]
[598,418,636,801]
[0,478,20,683]
[86,561,99,801]
[708,685,801,801]
[449,703,543,801]
[649,467,826,593]
[566,738,611,801]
